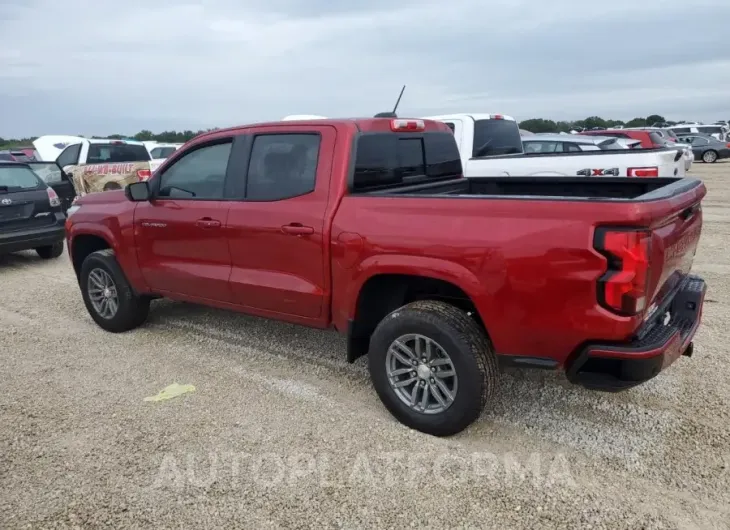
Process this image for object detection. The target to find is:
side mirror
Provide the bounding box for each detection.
[126,181,151,202]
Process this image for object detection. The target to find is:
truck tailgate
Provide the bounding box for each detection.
[645,195,703,313]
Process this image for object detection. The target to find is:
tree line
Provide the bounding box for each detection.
[0,114,723,149]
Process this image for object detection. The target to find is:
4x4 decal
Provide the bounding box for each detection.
[577,168,619,176]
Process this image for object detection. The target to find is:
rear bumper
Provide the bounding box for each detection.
[566,275,706,391]
[0,217,65,255]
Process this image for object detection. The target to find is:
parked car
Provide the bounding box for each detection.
[65,116,707,436]
[581,128,693,172]
[523,134,641,152]
[668,124,728,142]
[676,133,730,163]
[0,162,66,259]
[147,143,183,173]
[0,150,35,162]
[26,161,77,213]
[424,114,685,177]
[34,137,153,194]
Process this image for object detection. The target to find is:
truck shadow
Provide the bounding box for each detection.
[147,298,676,457]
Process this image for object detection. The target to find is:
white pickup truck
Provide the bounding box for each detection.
[421,113,686,178]
[33,136,152,194]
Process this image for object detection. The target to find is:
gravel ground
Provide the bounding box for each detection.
[1,163,729,529]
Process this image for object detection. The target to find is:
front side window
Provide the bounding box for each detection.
[158,141,232,199]
[246,134,320,201]
[56,143,81,168]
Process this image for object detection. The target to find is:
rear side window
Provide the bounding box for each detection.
[88,143,151,163]
[672,127,691,134]
[57,143,81,167]
[0,153,14,161]
[0,166,44,190]
[472,119,523,157]
[352,132,462,193]
[246,134,320,201]
[697,126,722,135]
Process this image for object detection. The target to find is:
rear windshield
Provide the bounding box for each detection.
[28,163,63,184]
[472,119,523,157]
[87,143,151,163]
[0,165,44,190]
[352,132,462,192]
[150,146,177,159]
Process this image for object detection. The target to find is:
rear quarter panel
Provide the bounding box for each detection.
[331,191,703,365]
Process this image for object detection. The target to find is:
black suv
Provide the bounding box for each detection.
[0,162,66,259]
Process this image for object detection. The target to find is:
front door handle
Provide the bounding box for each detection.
[281,223,314,235]
[195,218,221,228]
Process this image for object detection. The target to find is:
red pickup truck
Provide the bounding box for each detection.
[65,117,708,436]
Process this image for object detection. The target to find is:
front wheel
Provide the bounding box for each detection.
[80,249,150,332]
[702,150,718,163]
[368,300,499,436]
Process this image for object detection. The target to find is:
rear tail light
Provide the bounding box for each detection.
[46,187,61,208]
[136,169,151,181]
[594,228,651,316]
[627,167,659,177]
[390,119,425,132]
[726,143,730,148]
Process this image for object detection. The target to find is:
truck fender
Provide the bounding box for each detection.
[67,222,149,294]
[345,254,490,323]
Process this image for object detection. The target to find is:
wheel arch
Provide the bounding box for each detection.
[345,258,490,363]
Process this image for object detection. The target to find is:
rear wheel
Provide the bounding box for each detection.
[368,300,499,436]
[36,242,64,260]
[80,249,150,332]
[702,150,718,163]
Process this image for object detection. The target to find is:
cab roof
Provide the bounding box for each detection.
[192,117,453,143]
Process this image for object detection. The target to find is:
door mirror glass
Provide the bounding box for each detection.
[126,181,150,201]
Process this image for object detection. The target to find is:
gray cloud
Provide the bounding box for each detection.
[1,0,729,137]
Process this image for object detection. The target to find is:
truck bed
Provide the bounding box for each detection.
[362,176,700,202]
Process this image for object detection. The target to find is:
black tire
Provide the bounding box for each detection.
[368,300,499,436]
[36,242,64,260]
[702,150,718,163]
[79,249,150,332]
[103,182,122,191]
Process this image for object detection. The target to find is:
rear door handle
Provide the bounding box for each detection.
[281,223,314,235]
[195,217,221,228]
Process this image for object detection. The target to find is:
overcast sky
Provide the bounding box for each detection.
[1,0,729,137]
